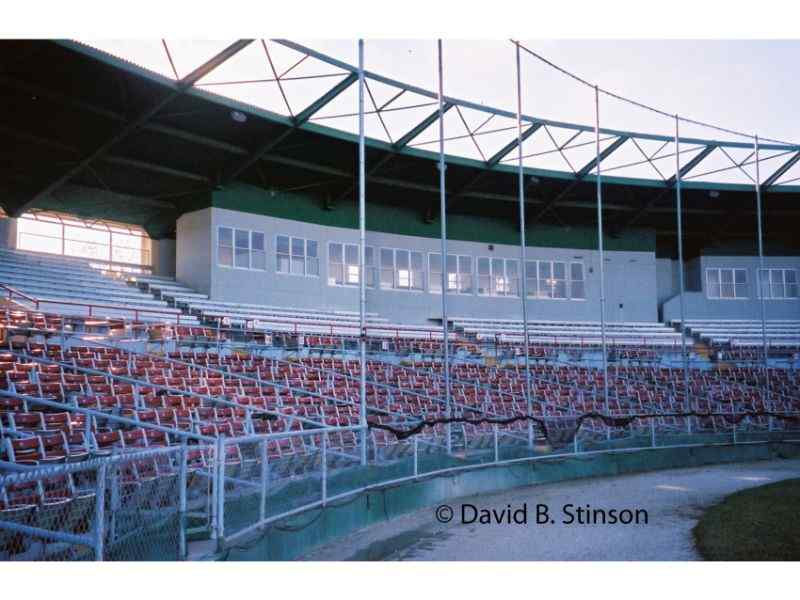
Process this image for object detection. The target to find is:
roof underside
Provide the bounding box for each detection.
[0,39,799,257]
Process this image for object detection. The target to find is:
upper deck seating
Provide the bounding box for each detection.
[0,249,199,325]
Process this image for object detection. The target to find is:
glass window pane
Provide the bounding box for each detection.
[306,256,319,276]
[235,229,249,249]
[381,248,393,267]
[291,237,305,257]
[276,235,289,254]
[430,253,442,272]
[721,283,735,298]
[571,280,585,299]
[411,252,423,270]
[365,246,374,266]
[330,243,343,263]
[218,246,233,267]
[491,258,503,275]
[539,262,551,279]
[396,250,409,269]
[345,244,358,265]
[477,258,490,275]
[219,227,233,246]
[277,255,289,273]
[707,269,719,284]
[291,256,304,275]
[459,256,471,274]
[252,232,264,251]
[461,273,473,294]
[785,269,797,284]
[446,254,457,273]
[735,269,747,284]
[235,247,249,268]
[553,262,566,279]
[571,262,584,280]
[770,270,782,284]
[554,280,567,298]
[787,283,799,298]
[506,260,518,277]
[526,261,537,278]
[708,282,721,298]
[307,240,317,258]
[329,263,344,285]
[720,269,734,284]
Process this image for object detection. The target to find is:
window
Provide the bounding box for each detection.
[758,268,799,299]
[379,248,424,291]
[217,227,266,271]
[430,253,473,294]
[276,235,318,277]
[235,229,250,269]
[17,212,151,268]
[218,227,233,267]
[706,268,747,299]
[328,243,375,287]
[524,260,574,299]
[477,257,519,297]
[251,233,266,270]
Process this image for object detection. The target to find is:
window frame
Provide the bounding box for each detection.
[477,256,520,298]
[706,267,748,300]
[379,247,425,292]
[327,242,376,288]
[275,234,319,278]
[217,226,266,271]
[429,252,474,295]
[758,268,799,300]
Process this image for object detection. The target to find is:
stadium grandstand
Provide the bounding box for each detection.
[0,38,799,562]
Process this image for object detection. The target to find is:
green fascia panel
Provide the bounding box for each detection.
[211,183,655,252]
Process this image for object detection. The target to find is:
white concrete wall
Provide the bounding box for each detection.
[175,207,662,324]
[176,209,211,294]
[662,254,800,321]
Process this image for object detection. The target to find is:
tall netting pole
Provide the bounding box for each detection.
[593,85,610,433]
[358,39,368,465]
[753,134,771,414]
[437,39,452,454]
[674,115,691,433]
[515,42,533,449]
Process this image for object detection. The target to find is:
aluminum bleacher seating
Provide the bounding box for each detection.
[0,248,199,325]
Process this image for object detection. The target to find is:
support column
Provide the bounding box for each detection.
[674,116,691,433]
[515,42,534,449]
[358,38,368,466]
[437,40,452,454]
[753,135,771,412]
[593,86,610,436]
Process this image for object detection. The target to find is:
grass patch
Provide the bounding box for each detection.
[693,478,800,561]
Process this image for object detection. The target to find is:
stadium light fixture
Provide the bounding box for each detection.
[230,110,248,123]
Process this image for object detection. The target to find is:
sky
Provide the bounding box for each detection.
[81,39,800,186]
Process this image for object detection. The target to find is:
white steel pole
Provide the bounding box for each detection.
[358,38,368,466]
[437,39,452,454]
[753,135,771,412]
[674,115,691,434]
[593,86,610,436]
[515,42,534,449]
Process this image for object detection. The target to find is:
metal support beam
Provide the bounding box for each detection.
[621,144,717,230]
[529,135,628,225]
[221,72,358,183]
[487,123,541,167]
[10,39,253,217]
[394,103,453,150]
[762,150,800,190]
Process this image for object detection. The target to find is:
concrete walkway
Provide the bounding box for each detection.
[301,458,800,561]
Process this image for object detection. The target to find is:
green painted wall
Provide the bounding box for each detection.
[210,183,656,252]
